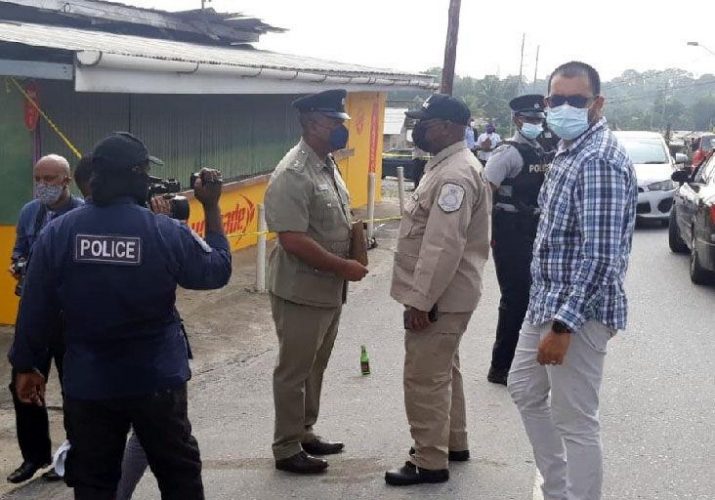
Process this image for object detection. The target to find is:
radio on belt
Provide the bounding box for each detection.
[74,234,142,265]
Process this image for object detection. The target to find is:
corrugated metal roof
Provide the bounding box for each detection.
[0,21,434,85]
[384,107,408,135]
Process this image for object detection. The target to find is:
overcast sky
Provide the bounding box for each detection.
[122,0,714,82]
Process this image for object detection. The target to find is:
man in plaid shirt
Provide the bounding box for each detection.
[508,61,637,500]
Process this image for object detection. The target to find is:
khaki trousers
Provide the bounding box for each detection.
[270,294,342,460]
[404,312,472,470]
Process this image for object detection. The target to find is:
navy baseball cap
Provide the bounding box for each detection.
[405,94,471,126]
[292,89,350,119]
[91,132,163,171]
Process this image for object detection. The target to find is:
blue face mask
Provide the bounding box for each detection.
[519,122,543,140]
[329,124,349,151]
[546,104,589,141]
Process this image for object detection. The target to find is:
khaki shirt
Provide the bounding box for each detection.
[265,139,352,308]
[391,141,491,313]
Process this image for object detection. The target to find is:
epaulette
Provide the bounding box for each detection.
[286,147,310,172]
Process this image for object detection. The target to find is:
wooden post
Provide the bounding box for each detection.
[440,0,462,96]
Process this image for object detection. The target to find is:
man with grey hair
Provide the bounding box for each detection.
[508,61,637,500]
[7,154,84,484]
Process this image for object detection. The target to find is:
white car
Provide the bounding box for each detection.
[613,131,681,224]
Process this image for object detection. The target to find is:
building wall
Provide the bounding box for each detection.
[0,88,385,325]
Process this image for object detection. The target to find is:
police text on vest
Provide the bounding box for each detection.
[74,234,142,265]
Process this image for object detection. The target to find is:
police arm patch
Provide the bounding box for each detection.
[437,183,465,213]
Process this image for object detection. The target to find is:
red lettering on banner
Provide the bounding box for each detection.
[368,101,379,173]
[191,195,256,240]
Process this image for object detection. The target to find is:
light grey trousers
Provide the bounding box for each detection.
[115,432,148,500]
[508,320,613,500]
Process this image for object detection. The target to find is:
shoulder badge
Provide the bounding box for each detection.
[437,183,465,213]
[286,148,309,172]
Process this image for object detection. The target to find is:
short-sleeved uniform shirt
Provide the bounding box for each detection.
[265,139,352,308]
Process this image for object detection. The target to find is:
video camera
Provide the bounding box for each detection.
[147,176,190,221]
[12,258,27,297]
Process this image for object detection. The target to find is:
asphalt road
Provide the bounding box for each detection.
[3,216,714,500]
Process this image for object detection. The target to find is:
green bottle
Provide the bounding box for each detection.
[360,345,370,375]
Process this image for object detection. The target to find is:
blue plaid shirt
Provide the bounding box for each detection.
[526,118,637,332]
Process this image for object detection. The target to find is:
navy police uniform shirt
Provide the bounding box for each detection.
[10,197,232,400]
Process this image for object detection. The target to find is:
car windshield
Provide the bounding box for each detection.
[619,137,669,164]
[701,136,714,151]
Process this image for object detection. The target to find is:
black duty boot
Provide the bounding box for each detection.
[275,451,328,474]
[301,438,344,456]
[7,461,47,483]
[385,461,449,486]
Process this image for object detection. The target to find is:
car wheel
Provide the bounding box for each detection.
[690,232,713,285]
[668,208,688,254]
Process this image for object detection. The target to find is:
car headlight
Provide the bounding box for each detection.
[647,180,675,191]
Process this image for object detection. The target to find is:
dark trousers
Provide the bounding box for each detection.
[63,384,204,500]
[8,337,65,465]
[490,211,536,374]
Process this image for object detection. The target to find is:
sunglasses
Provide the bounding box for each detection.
[545,95,596,109]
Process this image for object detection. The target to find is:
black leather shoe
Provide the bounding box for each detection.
[275,451,328,474]
[41,468,62,482]
[385,461,449,486]
[301,438,344,456]
[7,461,47,483]
[409,447,470,462]
[487,367,508,386]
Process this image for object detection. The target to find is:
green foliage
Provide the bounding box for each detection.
[390,67,715,133]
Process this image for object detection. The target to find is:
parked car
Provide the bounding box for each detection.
[669,152,715,284]
[614,131,683,224]
[690,133,715,170]
[381,149,418,182]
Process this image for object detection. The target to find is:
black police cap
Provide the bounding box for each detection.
[509,94,546,118]
[292,89,350,119]
[405,94,471,126]
[92,132,163,171]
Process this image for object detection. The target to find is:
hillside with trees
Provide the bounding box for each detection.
[390,68,715,134]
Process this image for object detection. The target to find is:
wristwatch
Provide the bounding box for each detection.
[552,320,572,334]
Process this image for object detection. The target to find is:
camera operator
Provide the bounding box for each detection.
[6,154,84,484]
[10,131,232,500]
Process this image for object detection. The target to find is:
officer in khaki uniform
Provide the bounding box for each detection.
[385,94,491,486]
[264,89,369,475]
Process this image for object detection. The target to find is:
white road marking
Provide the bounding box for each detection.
[533,469,544,500]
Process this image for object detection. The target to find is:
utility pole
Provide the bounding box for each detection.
[511,33,526,136]
[201,0,211,11]
[517,33,525,95]
[440,0,462,95]
[532,45,540,92]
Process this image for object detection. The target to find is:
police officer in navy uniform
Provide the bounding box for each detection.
[484,94,552,385]
[9,132,232,500]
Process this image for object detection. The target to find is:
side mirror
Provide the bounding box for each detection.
[671,170,690,184]
[675,153,688,165]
